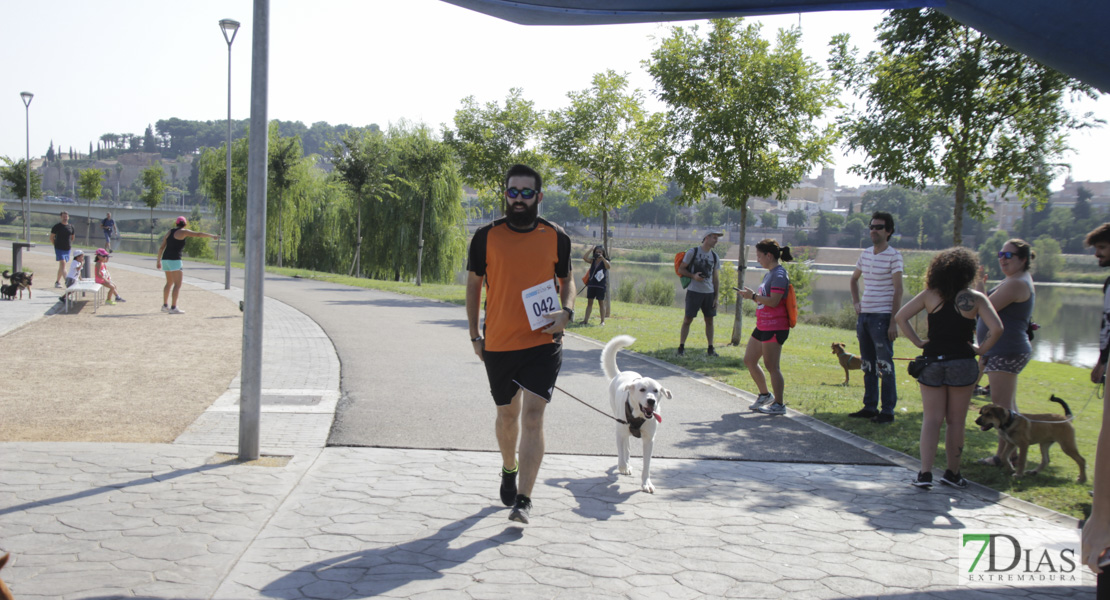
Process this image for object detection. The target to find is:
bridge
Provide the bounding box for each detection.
[0,198,212,222]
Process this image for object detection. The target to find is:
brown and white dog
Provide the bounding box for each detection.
[975,395,1087,483]
[603,335,671,494]
[0,552,13,600]
[831,342,862,386]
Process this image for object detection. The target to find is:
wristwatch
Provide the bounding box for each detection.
[562,307,575,320]
[471,335,483,343]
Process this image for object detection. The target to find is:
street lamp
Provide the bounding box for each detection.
[20,91,33,243]
[220,18,240,290]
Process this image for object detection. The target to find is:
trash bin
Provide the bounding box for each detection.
[12,242,34,274]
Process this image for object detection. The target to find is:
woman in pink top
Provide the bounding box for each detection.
[93,248,125,304]
[738,239,794,415]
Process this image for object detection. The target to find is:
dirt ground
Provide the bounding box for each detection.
[0,250,241,443]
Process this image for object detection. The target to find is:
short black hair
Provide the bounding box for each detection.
[505,164,542,192]
[871,211,895,242]
[1086,223,1110,247]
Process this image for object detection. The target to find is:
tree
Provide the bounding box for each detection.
[143,125,157,153]
[268,128,301,268]
[1032,235,1063,282]
[77,168,104,245]
[387,122,467,285]
[443,88,546,214]
[140,163,165,244]
[329,127,399,277]
[787,208,808,229]
[977,229,1011,280]
[648,18,840,345]
[545,70,666,253]
[830,8,1102,246]
[0,157,43,201]
[1073,186,1093,221]
[46,141,55,162]
[760,212,777,228]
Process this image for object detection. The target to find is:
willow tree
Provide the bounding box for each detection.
[545,70,666,253]
[829,8,1101,246]
[648,18,840,346]
[329,128,398,277]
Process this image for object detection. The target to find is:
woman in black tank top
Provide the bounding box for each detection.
[154,216,220,314]
[895,247,1002,490]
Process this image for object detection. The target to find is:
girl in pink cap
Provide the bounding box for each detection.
[94,248,125,304]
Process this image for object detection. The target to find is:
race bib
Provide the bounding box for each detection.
[522,279,560,331]
[593,270,605,282]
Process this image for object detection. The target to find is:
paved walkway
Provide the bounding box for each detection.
[0,244,1095,599]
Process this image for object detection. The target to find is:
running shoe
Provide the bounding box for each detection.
[848,408,878,419]
[939,469,968,489]
[161,305,170,313]
[115,297,126,303]
[911,471,933,489]
[748,393,774,411]
[55,282,62,288]
[168,307,185,314]
[509,494,531,524]
[707,347,718,357]
[756,402,786,415]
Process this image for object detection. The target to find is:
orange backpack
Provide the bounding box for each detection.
[674,251,692,289]
[784,284,798,328]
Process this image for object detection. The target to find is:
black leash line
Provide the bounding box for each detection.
[553,384,627,425]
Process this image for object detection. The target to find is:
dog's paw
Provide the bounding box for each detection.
[642,480,655,494]
[618,465,633,476]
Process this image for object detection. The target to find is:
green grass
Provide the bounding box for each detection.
[261,265,1099,520]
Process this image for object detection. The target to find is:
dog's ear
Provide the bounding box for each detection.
[622,379,640,392]
[662,388,672,400]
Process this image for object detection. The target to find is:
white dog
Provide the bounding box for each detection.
[602,335,671,493]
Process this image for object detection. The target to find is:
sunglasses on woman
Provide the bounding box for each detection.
[997,251,1017,259]
[507,187,537,200]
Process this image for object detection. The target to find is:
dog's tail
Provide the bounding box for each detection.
[1,270,9,281]
[602,335,635,381]
[1049,394,1073,417]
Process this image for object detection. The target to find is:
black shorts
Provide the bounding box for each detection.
[751,328,789,344]
[482,343,562,406]
[586,286,606,301]
[685,290,717,319]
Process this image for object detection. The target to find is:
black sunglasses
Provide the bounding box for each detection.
[507,187,537,200]
[998,251,1017,259]
[869,224,887,230]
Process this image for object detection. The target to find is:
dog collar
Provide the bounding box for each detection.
[1003,410,1017,430]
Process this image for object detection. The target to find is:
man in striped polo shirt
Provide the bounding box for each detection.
[848,211,903,424]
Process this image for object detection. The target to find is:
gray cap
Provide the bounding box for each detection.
[703,229,724,240]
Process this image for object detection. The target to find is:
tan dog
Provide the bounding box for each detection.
[0,552,13,600]
[975,395,1087,483]
[831,342,862,386]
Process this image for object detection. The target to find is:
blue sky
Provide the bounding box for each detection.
[2,0,1106,190]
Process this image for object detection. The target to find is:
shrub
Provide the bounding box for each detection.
[640,278,674,306]
[618,278,636,302]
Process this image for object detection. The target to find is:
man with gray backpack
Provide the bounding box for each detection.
[676,229,723,357]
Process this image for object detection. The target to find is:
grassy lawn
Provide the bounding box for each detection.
[266,265,1100,520]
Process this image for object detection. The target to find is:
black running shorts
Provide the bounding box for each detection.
[482,343,562,406]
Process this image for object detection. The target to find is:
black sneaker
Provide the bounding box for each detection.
[676,346,685,357]
[509,494,531,524]
[707,347,718,357]
[871,413,894,424]
[940,469,968,489]
[848,408,878,419]
[911,471,933,489]
[499,465,518,507]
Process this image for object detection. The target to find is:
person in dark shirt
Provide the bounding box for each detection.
[155,216,219,314]
[101,213,116,253]
[1081,223,1110,584]
[49,211,76,288]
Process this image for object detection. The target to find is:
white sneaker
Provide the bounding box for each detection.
[748,393,773,411]
[161,305,170,313]
[168,307,184,314]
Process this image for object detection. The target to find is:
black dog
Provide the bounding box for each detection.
[0,283,15,300]
[1,270,33,299]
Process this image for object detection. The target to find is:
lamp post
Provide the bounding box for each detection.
[220,18,240,290]
[20,91,33,243]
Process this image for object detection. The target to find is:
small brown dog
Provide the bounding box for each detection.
[975,395,1087,483]
[0,552,13,600]
[831,342,862,386]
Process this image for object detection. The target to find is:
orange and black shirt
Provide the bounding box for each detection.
[467,217,572,352]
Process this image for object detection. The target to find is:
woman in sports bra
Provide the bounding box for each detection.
[895,247,1002,490]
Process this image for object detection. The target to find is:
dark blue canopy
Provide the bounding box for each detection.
[441,0,1110,93]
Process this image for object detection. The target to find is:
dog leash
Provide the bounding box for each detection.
[553,384,628,425]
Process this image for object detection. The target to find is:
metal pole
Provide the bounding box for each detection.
[21,92,33,243]
[239,0,268,461]
[221,19,239,290]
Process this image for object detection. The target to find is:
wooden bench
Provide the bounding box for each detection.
[63,281,105,314]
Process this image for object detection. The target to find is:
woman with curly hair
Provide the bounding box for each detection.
[973,239,1036,468]
[739,239,794,416]
[895,247,1002,489]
